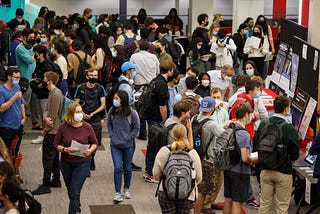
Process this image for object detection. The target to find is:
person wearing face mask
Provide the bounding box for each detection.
[9,30,23,67]
[195,72,211,98]
[155,40,172,64]
[32,71,64,196]
[243,25,269,79]
[167,70,180,118]
[177,66,199,94]
[54,102,98,213]
[243,17,254,40]
[7,8,30,32]
[232,23,248,75]
[74,68,106,172]
[83,8,94,28]
[254,96,299,214]
[107,90,140,203]
[207,64,234,101]
[189,37,205,74]
[50,20,66,47]
[0,67,25,152]
[192,14,211,71]
[117,62,138,106]
[244,60,258,77]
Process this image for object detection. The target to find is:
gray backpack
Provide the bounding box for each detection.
[156,146,196,201]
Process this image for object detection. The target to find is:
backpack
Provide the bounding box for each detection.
[123,34,138,57]
[24,189,42,214]
[191,116,211,160]
[156,146,196,201]
[106,79,130,111]
[181,93,201,118]
[148,123,177,158]
[213,123,246,171]
[50,61,63,88]
[56,88,74,121]
[73,52,91,84]
[257,119,287,169]
[136,79,158,120]
[161,36,182,65]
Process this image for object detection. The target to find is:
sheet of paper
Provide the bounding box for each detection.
[305,178,311,204]
[313,50,318,71]
[70,140,90,157]
[249,37,261,49]
[264,52,273,61]
[250,152,258,158]
[302,44,308,59]
[200,54,212,62]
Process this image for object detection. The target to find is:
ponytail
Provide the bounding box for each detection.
[17,189,26,214]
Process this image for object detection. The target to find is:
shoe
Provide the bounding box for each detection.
[137,135,147,140]
[144,174,159,184]
[211,203,223,210]
[17,175,23,184]
[87,171,91,177]
[132,163,142,171]
[90,159,96,171]
[201,207,216,214]
[123,188,131,199]
[32,125,42,130]
[50,180,62,188]
[32,185,51,195]
[31,136,44,144]
[113,192,123,203]
[246,199,260,209]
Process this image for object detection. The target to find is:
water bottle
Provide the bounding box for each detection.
[194,138,201,148]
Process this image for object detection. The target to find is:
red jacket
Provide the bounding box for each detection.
[230,92,255,140]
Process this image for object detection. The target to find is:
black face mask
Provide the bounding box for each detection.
[155,48,161,54]
[88,15,93,19]
[24,44,32,49]
[27,39,35,45]
[36,38,41,43]
[88,78,98,84]
[252,32,260,37]
[205,22,209,27]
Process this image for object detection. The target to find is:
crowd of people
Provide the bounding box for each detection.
[0,5,310,214]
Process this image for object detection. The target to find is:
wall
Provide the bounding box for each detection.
[0,0,24,22]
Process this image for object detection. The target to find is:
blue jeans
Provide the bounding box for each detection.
[110,145,134,193]
[145,119,162,176]
[60,159,90,214]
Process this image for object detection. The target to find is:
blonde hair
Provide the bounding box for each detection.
[208,21,220,39]
[250,75,264,88]
[171,124,192,152]
[0,137,11,163]
[64,102,82,125]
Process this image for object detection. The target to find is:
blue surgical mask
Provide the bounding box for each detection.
[39,24,45,29]
[246,69,254,76]
[244,30,249,35]
[113,99,121,108]
[73,24,79,30]
[130,71,137,79]
[12,80,20,87]
[40,38,47,43]
[196,45,202,50]
[254,91,261,99]
[285,113,292,124]
[212,31,218,36]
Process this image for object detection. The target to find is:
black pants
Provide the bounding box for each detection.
[42,134,60,186]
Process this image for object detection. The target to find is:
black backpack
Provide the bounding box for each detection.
[136,79,157,120]
[191,115,211,160]
[148,123,177,158]
[215,37,238,67]
[106,79,130,111]
[49,61,63,88]
[161,36,182,65]
[73,52,91,84]
[24,189,42,214]
[257,119,287,169]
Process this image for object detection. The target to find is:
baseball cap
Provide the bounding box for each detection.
[199,96,216,112]
[121,61,138,73]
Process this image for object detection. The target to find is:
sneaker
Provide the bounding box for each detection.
[132,163,142,171]
[31,136,44,144]
[246,199,260,209]
[144,174,159,184]
[90,159,96,171]
[32,185,51,195]
[50,179,62,188]
[211,203,223,210]
[113,192,123,203]
[123,188,131,199]
[201,207,216,214]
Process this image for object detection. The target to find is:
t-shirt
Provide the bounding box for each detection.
[54,122,98,163]
[0,85,22,130]
[74,83,106,123]
[230,123,251,175]
[149,75,169,121]
[5,208,19,214]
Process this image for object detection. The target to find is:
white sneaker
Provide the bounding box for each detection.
[123,188,131,199]
[113,192,123,203]
[31,136,44,144]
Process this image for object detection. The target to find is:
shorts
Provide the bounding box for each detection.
[157,191,193,214]
[198,160,217,194]
[224,170,250,203]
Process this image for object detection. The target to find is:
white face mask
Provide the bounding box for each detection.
[54,29,60,35]
[201,80,210,87]
[74,113,83,122]
[318,117,320,124]
[224,76,232,81]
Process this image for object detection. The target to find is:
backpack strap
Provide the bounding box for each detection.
[73,52,83,63]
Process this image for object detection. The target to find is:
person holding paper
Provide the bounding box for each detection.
[243,25,269,79]
[54,103,98,214]
[107,90,140,203]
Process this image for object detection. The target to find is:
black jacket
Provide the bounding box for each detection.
[309,133,320,178]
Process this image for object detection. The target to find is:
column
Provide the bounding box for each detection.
[119,0,127,22]
[273,0,286,19]
[300,0,310,27]
[308,0,320,49]
[188,0,214,36]
[232,0,264,34]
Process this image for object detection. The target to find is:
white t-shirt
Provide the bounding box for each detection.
[55,55,68,80]
[5,209,19,214]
